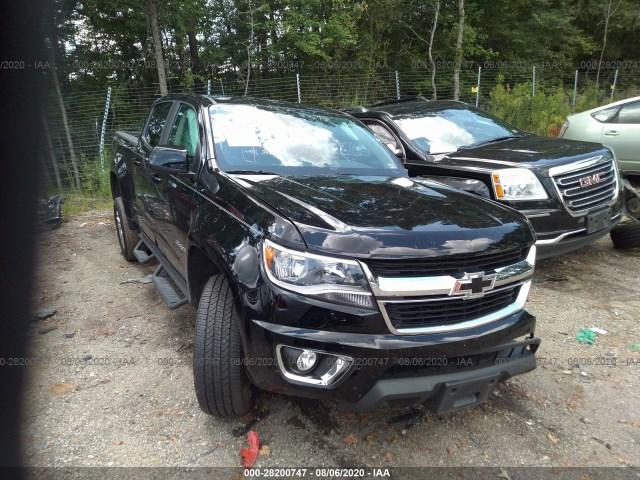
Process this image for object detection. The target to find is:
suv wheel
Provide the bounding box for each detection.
[610,222,640,250]
[113,197,138,261]
[193,275,254,417]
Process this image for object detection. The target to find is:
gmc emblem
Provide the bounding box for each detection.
[579,172,605,188]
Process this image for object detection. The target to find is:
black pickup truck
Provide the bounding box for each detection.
[110,94,540,417]
[345,98,624,259]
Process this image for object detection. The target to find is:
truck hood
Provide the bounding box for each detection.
[229,174,534,257]
[442,135,610,173]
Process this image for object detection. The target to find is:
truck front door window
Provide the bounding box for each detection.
[168,104,199,165]
[144,102,173,147]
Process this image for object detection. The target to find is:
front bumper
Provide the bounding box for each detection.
[242,305,537,412]
[354,336,539,412]
[523,202,622,260]
[534,217,620,259]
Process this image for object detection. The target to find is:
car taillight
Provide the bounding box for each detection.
[558,120,569,138]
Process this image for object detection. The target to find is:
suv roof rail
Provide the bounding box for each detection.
[369,96,429,107]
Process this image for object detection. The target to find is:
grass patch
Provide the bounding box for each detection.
[62,192,112,218]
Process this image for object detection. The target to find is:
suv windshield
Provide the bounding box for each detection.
[210,103,406,176]
[394,105,522,154]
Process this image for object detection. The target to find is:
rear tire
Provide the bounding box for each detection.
[610,222,640,250]
[113,196,138,261]
[193,275,253,417]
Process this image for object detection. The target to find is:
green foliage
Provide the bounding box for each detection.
[62,192,112,218]
[488,74,571,136]
[78,153,111,198]
[58,153,111,217]
[54,0,640,91]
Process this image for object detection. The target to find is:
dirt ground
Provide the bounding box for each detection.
[21,208,640,473]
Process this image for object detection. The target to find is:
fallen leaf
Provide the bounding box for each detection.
[259,445,270,457]
[111,439,123,445]
[547,433,559,444]
[359,414,371,425]
[498,468,512,480]
[618,419,628,424]
[631,421,640,427]
[383,452,392,462]
[455,439,468,448]
[50,383,76,395]
[365,434,375,444]
[341,412,355,421]
[618,458,630,465]
[343,434,358,446]
[446,448,454,455]
[241,431,260,468]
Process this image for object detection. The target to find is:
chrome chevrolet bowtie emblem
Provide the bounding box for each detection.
[450,272,497,299]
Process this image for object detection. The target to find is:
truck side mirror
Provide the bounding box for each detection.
[149,146,188,176]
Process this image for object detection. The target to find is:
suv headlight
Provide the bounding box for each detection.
[491,168,548,201]
[263,239,374,309]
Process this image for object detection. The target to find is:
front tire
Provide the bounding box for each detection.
[610,222,640,250]
[113,196,138,261]
[193,275,253,417]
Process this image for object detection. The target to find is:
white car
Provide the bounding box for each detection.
[559,96,640,175]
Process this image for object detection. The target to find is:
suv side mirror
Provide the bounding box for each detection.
[149,146,193,178]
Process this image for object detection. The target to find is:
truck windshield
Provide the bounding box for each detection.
[395,105,522,154]
[209,103,406,177]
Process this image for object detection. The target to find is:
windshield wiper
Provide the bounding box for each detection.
[457,135,524,151]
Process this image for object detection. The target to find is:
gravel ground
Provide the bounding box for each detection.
[21,208,640,473]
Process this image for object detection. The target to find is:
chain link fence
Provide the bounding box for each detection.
[42,67,640,194]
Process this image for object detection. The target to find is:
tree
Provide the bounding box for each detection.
[453,0,464,100]
[400,0,442,99]
[596,0,623,86]
[148,0,168,95]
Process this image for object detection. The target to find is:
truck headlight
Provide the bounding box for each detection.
[263,239,374,309]
[491,168,548,201]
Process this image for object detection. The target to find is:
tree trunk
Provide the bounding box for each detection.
[49,49,81,193]
[244,2,255,96]
[42,114,62,192]
[596,0,622,87]
[453,0,465,101]
[244,44,252,96]
[187,30,203,92]
[149,0,168,96]
[428,0,441,100]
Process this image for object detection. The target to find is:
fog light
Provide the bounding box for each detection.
[276,345,354,387]
[296,350,318,372]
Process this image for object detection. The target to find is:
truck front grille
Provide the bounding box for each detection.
[551,157,617,214]
[381,286,520,330]
[364,246,535,335]
[364,248,526,278]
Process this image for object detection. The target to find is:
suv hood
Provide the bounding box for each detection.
[443,135,609,173]
[229,174,534,257]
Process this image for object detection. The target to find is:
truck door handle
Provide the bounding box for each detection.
[152,174,162,183]
[133,159,141,165]
[604,130,619,136]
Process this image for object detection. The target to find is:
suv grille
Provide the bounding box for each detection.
[364,248,526,278]
[551,158,617,213]
[382,286,520,330]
